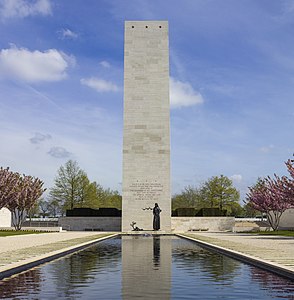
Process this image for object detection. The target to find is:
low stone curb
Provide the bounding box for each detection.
[0,233,118,280]
[177,233,294,280]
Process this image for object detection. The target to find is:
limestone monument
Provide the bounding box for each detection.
[122,21,171,231]
[0,208,11,227]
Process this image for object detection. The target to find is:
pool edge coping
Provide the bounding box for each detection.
[176,233,294,280]
[0,233,119,281]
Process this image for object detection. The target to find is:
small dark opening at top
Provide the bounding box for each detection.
[132,26,134,28]
[159,26,162,28]
[145,25,148,28]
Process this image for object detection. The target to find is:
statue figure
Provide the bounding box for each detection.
[130,221,143,231]
[153,203,161,230]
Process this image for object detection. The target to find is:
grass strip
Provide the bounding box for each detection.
[0,230,46,237]
[247,230,294,237]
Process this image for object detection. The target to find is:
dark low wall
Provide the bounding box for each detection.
[58,217,122,231]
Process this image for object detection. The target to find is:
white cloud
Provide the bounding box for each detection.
[58,28,78,40]
[100,60,110,68]
[230,174,242,183]
[48,147,71,158]
[170,77,204,108]
[80,77,119,92]
[0,0,52,19]
[0,45,75,82]
[30,132,51,144]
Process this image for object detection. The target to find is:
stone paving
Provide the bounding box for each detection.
[181,232,294,274]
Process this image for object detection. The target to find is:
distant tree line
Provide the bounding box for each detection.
[172,175,242,216]
[2,154,293,231]
[33,160,122,218]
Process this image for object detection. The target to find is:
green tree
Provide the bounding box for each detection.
[49,160,88,213]
[105,189,122,209]
[91,182,107,208]
[172,186,204,210]
[38,198,50,217]
[226,202,243,216]
[242,201,259,218]
[49,160,122,213]
[93,183,122,209]
[201,175,240,211]
[48,198,62,217]
[75,173,99,208]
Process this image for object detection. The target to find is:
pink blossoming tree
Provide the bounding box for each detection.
[285,158,294,205]
[0,167,20,210]
[246,156,294,231]
[246,176,291,231]
[0,167,46,230]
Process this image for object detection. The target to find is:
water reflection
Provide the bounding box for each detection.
[250,266,294,299]
[0,236,293,299]
[122,235,171,299]
[153,235,160,267]
[47,239,121,299]
[172,239,241,283]
[0,238,121,299]
[0,268,42,299]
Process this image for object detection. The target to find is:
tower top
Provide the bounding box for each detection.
[125,20,168,30]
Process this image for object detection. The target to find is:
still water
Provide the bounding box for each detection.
[0,235,293,299]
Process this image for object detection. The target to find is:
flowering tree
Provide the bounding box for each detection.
[9,175,46,230]
[0,167,46,230]
[285,158,294,205]
[246,176,291,231]
[0,167,20,209]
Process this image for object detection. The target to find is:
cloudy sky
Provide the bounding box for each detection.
[0,0,293,201]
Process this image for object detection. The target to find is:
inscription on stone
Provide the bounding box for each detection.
[129,181,163,201]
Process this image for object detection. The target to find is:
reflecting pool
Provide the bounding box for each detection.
[0,236,293,299]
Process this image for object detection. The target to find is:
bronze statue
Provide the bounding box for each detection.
[130,221,142,231]
[153,203,161,230]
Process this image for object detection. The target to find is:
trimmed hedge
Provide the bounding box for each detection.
[66,207,121,217]
[196,208,227,216]
[172,207,227,217]
[174,208,196,216]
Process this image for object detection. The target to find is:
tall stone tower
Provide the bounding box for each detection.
[122,21,171,231]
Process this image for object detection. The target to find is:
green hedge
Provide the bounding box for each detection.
[66,207,121,217]
[173,208,196,216]
[172,207,227,217]
[196,208,227,216]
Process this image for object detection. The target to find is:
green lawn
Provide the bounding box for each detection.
[0,230,46,237]
[250,230,294,237]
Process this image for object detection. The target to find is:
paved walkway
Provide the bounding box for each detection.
[180,232,294,279]
[0,231,117,279]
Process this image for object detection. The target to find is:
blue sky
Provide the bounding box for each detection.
[0,0,293,201]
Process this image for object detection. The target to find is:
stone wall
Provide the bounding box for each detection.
[58,217,122,231]
[0,208,11,227]
[58,216,235,232]
[171,217,235,232]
